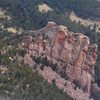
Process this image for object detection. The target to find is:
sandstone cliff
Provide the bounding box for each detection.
[18,22,99,100]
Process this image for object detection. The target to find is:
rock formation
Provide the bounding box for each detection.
[19,21,99,100]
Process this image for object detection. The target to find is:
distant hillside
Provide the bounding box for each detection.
[70,12,100,32]
[43,0,100,20]
[0,0,100,30]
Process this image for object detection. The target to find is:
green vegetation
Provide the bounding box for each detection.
[44,0,100,21]
[31,56,57,71]
[0,0,100,30]
[0,61,72,100]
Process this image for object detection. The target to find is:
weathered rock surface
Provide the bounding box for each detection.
[19,22,98,100]
[39,67,91,100]
[0,66,8,74]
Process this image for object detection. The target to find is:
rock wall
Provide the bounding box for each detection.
[39,67,92,100]
[19,22,99,100]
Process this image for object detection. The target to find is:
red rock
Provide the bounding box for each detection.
[19,22,98,100]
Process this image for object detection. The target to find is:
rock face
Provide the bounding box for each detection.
[39,67,91,100]
[19,22,99,100]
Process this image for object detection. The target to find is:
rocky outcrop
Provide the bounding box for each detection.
[24,54,34,67]
[19,22,98,100]
[38,67,91,100]
[0,66,8,74]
